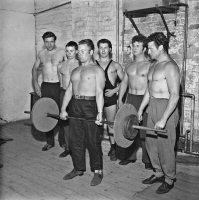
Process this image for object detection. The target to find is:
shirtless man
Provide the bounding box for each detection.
[96,39,124,161]
[58,41,79,158]
[138,32,180,194]
[118,35,152,169]
[32,31,66,151]
[60,39,105,186]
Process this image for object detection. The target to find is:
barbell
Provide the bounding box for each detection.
[25,97,167,148]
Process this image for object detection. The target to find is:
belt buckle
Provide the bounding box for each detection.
[75,95,83,99]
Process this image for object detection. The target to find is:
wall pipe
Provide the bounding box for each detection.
[171,0,189,153]
[33,1,71,16]
[116,0,120,62]
[121,13,125,65]
[180,93,196,154]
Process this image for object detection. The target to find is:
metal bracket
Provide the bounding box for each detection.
[124,10,141,35]
[155,5,176,41]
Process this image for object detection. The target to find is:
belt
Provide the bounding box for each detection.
[73,95,96,100]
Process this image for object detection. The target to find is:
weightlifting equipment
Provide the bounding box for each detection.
[25,98,167,148]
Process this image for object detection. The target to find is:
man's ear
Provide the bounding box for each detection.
[159,45,163,52]
[90,49,94,55]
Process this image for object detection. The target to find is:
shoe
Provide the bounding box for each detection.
[110,149,117,161]
[108,144,116,156]
[63,169,84,180]
[145,163,153,170]
[42,144,54,151]
[119,160,136,165]
[90,172,103,186]
[156,181,174,194]
[59,150,70,158]
[142,175,165,184]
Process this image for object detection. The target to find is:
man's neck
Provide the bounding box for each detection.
[67,58,77,63]
[134,53,146,62]
[99,56,111,63]
[81,58,93,67]
[157,53,169,63]
[47,46,57,54]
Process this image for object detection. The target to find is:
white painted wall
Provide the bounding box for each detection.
[0,0,35,122]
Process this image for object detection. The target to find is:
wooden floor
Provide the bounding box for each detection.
[0,120,199,200]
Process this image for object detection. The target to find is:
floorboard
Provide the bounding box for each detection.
[1,120,199,200]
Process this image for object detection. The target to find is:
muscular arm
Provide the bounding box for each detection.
[138,87,150,121]
[118,70,128,104]
[115,63,124,93]
[156,63,180,128]
[32,53,41,96]
[61,81,73,112]
[96,67,105,113]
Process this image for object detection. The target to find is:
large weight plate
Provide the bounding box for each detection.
[114,104,138,148]
[31,97,59,132]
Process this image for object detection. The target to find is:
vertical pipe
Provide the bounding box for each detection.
[190,95,195,152]
[33,0,37,58]
[121,14,125,65]
[180,4,188,140]
[116,0,120,62]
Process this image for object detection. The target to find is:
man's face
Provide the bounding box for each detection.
[98,43,111,58]
[132,41,144,56]
[44,37,56,51]
[147,41,160,60]
[65,46,77,60]
[78,44,92,63]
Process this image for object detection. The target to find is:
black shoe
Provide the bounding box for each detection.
[59,150,70,158]
[108,144,115,156]
[142,175,165,184]
[63,169,84,180]
[145,163,153,170]
[110,149,117,161]
[156,181,174,194]
[42,144,54,151]
[90,172,103,186]
[119,160,136,165]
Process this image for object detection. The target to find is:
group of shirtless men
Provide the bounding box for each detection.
[32,31,180,193]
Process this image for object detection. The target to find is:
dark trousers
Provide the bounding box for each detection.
[68,98,103,172]
[147,98,178,182]
[117,94,151,164]
[58,88,69,150]
[41,82,60,145]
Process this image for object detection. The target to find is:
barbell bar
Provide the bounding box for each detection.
[44,113,166,134]
[45,113,166,134]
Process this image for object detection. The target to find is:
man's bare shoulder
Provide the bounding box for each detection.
[38,49,46,57]
[111,60,123,69]
[164,60,180,74]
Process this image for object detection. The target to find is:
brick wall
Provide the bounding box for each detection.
[35,1,72,51]
[35,0,118,59]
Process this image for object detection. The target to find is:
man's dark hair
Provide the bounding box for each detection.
[66,41,78,50]
[147,32,169,53]
[132,34,147,48]
[97,38,112,49]
[79,39,94,51]
[42,31,57,41]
